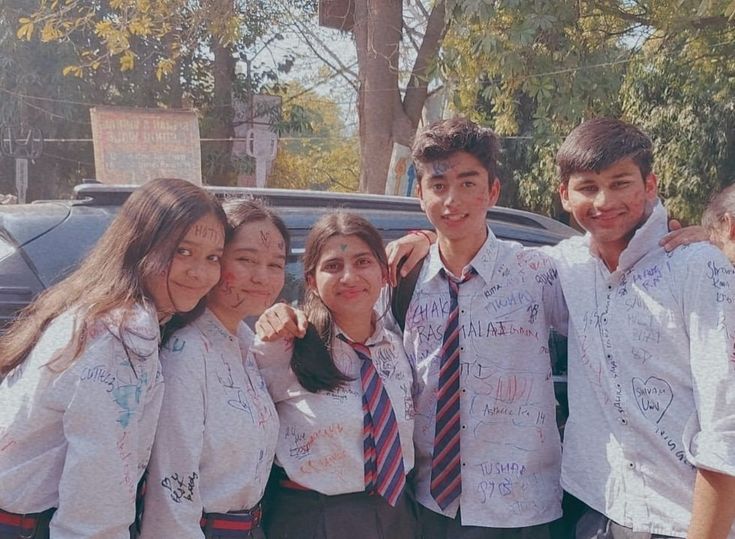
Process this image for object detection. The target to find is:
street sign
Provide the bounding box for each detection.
[90,107,202,185]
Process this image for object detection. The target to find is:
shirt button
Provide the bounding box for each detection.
[461,310,465,314]
[461,388,467,393]
[620,418,628,425]
[608,285,613,290]
[607,354,612,359]
[627,462,635,469]
[462,462,466,467]
[460,347,464,351]
[462,425,466,430]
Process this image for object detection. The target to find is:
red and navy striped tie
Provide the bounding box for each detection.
[431,268,475,510]
[338,334,406,507]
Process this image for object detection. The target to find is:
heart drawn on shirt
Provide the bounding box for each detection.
[631,376,673,424]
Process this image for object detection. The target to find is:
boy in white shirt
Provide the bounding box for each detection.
[404,118,567,538]
[554,117,735,539]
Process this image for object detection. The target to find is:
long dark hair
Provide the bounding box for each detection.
[0,178,226,376]
[292,211,388,392]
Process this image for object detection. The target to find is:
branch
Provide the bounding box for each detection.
[403,0,448,125]
[286,19,358,91]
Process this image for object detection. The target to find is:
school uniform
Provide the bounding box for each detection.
[252,317,417,539]
[398,228,567,537]
[140,309,278,539]
[0,304,163,539]
[551,201,735,538]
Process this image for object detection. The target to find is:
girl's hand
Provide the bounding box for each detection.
[385,230,435,287]
[255,303,308,341]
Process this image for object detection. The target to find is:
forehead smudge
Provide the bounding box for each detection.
[260,230,271,247]
[431,160,451,176]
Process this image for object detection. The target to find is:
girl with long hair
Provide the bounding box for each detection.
[0,178,226,539]
[140,199,289,539]
[252,212,417,539]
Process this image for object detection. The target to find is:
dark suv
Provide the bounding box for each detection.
[0,182,575,422]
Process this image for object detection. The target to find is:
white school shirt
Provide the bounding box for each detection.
[140,309,278,539]
[0,303,163,539]
[252,317,415,495]
[553,201,735,537]
[401,228,568,528]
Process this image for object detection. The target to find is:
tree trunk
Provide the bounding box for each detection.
[353,0,447,194]
[208,38,236,184]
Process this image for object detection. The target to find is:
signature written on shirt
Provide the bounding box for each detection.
[80,363,149,428]
[161,471,199,503]
[286,423,344,461]
[707,260,735,304]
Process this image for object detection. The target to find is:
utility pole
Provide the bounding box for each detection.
[0,124,43,204]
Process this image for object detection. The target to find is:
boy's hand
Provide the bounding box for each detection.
[255,303,308,341]
[660,220,710,252]
[386,230,435,287]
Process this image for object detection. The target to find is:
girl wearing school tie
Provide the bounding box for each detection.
[0,178,226,539]
[252,212,417,539]
[140,199,289,539]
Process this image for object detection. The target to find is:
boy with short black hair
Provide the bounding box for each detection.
[405,117,567,538]
[554,117,735,539]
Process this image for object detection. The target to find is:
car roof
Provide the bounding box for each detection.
[70,183,576,244]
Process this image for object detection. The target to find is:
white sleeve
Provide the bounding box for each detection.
[542,264,569,337]
[526,247,569,336]
[51,336,156,539]
[684,248,735,476]
[139,338,207,539]
[251,336,300,402]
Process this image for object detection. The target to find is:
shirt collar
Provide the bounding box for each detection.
[422,226,499,285]
[335,312,390,348]
[195,308,237,342]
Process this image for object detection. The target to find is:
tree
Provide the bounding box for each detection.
[268,82,359,191]
[0,0,101,199]
[18,0,450,193]
[440,0,735,221]
[16,0,303,185]
[350,0,448,193]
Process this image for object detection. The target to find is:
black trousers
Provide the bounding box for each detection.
[264,487,418,539]
[418,504,552,539]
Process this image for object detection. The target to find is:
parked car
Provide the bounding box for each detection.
[0,181,576,425]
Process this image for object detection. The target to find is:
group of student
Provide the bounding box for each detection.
[1,115,734,539]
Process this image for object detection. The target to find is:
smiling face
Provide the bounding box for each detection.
[145,213,225,318]
[417,151,499,246]
[211,219,287,318]
[560,157,658,266]
[307,234,386,327]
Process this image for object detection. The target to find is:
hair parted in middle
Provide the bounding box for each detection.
[556,117,654,184]
[411,116,501,184]
[222,197,291,255]
[292,211,389,393]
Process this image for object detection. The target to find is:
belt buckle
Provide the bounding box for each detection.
[252,505,262,527]
[19,513,38,539]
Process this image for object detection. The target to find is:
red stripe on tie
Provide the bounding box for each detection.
[431,268,475,510]
[338,333,406,507]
